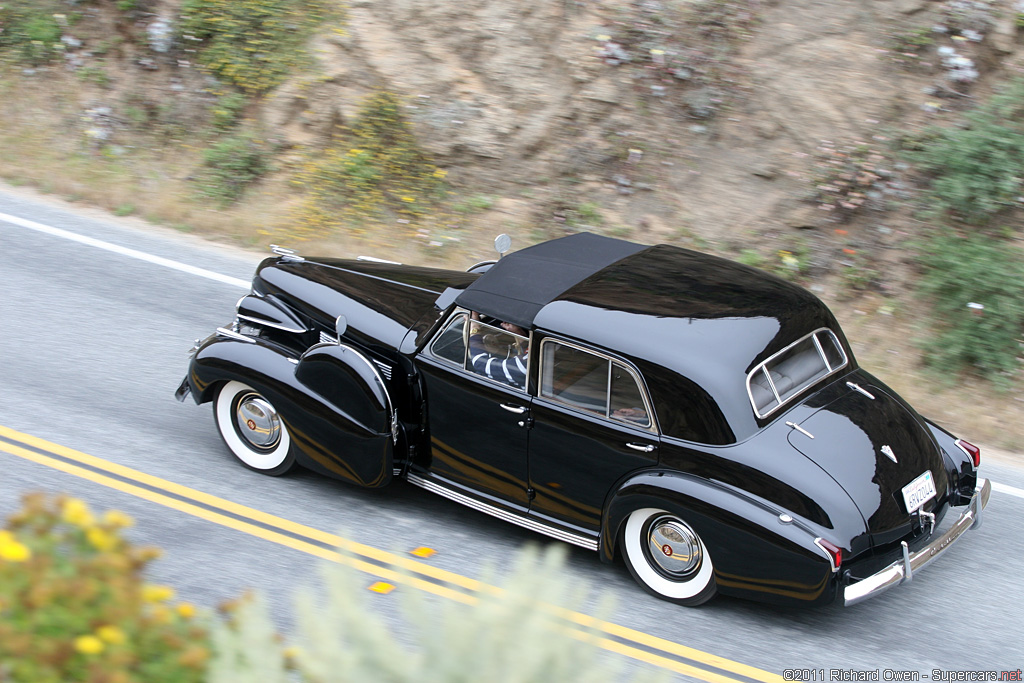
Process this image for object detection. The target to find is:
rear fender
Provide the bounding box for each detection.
[925,419,977,505]
[603,471,838,605]
[187,335,393,487]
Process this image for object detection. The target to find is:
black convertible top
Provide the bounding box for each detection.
[454,232,646,328]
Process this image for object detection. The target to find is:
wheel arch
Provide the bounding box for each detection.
[187,335,395,488]
[602,471,840,606]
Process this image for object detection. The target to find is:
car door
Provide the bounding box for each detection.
[415,311,533,510]
[528,338,659,532]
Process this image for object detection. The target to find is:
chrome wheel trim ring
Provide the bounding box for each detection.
[233,393,281,451]
[646,516,702,579]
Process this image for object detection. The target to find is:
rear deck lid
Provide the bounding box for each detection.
[786,386,948,546]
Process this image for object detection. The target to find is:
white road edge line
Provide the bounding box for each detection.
[5,209,1024,502]
[991,481,1024,499]
[0,210,250,290]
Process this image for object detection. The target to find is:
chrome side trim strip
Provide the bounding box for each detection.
[786,421,815,439]
[406,474,599,551]
[844,478,991,606]
[357,255,402,265]
[846,381,876,400]
[237,314,306,334]
[215,327,257,343]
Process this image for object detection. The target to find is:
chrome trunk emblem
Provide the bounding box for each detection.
[881,444,897,463]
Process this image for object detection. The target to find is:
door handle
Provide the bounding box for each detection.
[627,442,656,453]
[500,403,528,415]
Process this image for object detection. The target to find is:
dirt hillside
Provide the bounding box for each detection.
[1,0,1022,452]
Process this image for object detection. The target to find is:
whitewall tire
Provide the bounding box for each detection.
[214,380,295,475]
[622,507,717,606]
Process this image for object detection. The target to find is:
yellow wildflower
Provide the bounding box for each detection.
[87,527,117,552]
[142,584,175,603]
[176,603,197,619]
[74,635,105,655]
[0,531,32,563]
[102,509,134,529]
[62,498,95,528]
[96,625,127,645]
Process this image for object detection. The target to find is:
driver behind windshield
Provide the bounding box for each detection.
[468,311,528,389]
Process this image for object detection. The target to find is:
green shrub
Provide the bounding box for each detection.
[293,91,445,235]
[197,132,271,204]
[918,230,1024,382]
[179,0,338,94]
[909,78,1024,226]
[211,91,248,131]
[0,494,209,683]
[0,2,62,64]
[210,545,663,683]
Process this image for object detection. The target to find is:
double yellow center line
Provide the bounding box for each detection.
[0,424,782,683]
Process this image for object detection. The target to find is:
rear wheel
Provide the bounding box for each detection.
[621,507,717,606]
[214,381,295,475]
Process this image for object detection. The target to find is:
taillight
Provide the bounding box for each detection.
[815,538,843,572]
[955,439,981,468]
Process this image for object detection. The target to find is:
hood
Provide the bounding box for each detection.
[787,384,949,547]
[253,258,476,351]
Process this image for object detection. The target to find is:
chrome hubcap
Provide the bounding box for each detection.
[234,394,281,450]
[647,517,702,578]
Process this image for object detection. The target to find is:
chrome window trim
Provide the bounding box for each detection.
[537,337,658,434]
[407,473,598,551]
[425,309,532,394]
[746,328,849,419]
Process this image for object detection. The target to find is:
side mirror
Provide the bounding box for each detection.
[494,233,512,258]
[335,315,348,339]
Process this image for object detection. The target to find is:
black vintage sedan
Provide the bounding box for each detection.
[176,232,989,607]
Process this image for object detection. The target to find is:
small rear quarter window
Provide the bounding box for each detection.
[747,329,847,418]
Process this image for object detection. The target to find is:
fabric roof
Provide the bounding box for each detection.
[453,232,647,328]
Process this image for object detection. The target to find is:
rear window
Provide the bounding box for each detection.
[746,329,847,418]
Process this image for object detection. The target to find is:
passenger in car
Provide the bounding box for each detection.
[468,311,529,389]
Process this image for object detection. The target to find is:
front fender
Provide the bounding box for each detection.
[602,471,839,606]
[186,334,393,488]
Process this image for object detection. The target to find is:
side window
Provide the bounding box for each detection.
[541,342,608,415]
[430,313,468,365]
[540,341,652,429]
[428,311,529,391]
[610,364,651,428]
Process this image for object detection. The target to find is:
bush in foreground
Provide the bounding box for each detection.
[210,544,664,683]
[0,494,209,683]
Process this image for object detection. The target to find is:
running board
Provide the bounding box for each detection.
[406,474,599,552]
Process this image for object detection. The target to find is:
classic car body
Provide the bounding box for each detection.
[176,232,990,607]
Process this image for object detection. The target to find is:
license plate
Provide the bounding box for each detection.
[902,471,936,513]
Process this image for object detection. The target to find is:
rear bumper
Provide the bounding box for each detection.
[844,478,990,606]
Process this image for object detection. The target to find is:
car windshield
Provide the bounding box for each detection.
[746,329,847,418]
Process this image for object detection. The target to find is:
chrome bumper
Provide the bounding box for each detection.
[844,478,990,606]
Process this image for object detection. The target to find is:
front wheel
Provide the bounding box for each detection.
[621,508,717,606]
[214,380,296,476]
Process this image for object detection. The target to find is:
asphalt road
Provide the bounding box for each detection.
[1,186,1022,681]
